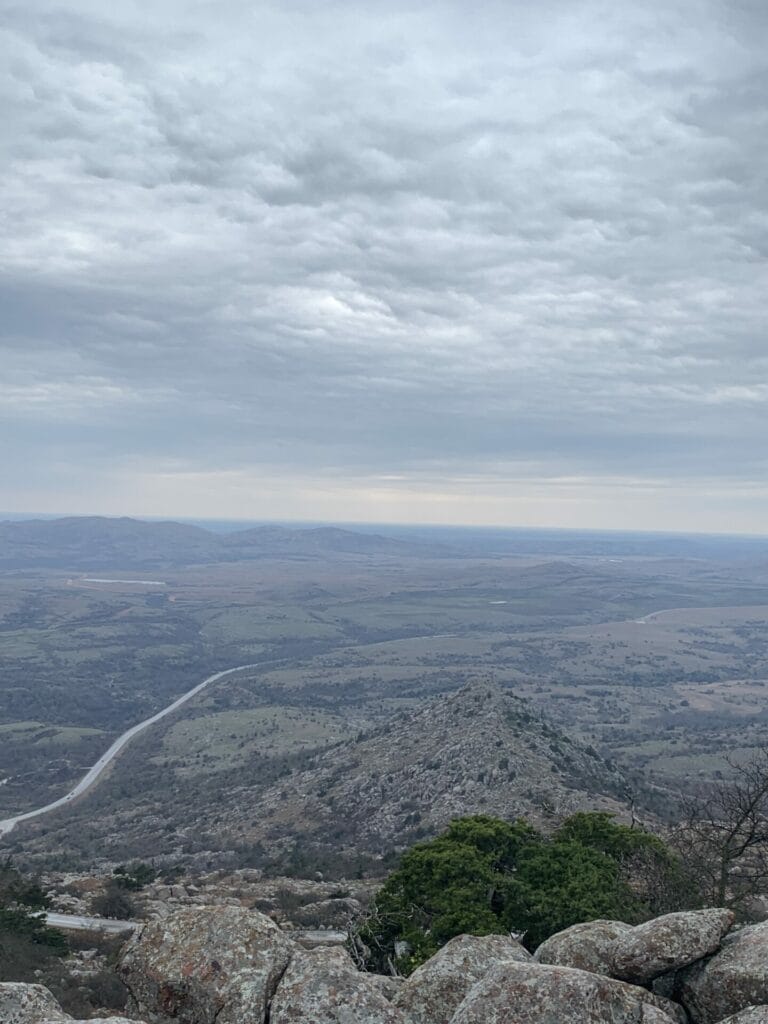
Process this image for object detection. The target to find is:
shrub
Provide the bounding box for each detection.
[92,883,135,920]
[0,859,67,980]
[352,812,692,974]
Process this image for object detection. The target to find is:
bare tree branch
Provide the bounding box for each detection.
[670,744,768,911]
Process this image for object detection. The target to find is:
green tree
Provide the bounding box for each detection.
[553,811,656,857]
[352,813,691,974]
[443,816,540,870]
[112,862,157,891]
[508,840,642,948]
[556,812,701,916]
[0,859,67,980]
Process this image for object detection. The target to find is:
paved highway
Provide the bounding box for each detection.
[46,911,137,934]
[0,663,260,839]
[45,911,346,946]
[0,632,460,840]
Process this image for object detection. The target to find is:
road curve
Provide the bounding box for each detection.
[0,663,261,839]
[44,911,346,946]
[0,631,463,840]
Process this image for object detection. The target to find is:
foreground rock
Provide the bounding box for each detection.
[0,983,149,1024]
[368,974,404,1001]
[270,946,407,1024]
[395,933,531,1024]
[61,1019,148,1023]
[535,920,633,976]
[450,960,685,1024]
[717,1010,768,1023]
[0,983,70,1024]
[678,921,768,1024]
[118,906,295,1024]
[612,909,735,985]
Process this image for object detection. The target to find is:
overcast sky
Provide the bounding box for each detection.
[2,0,767,532]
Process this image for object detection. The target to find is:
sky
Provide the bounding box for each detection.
[2,0,767,532]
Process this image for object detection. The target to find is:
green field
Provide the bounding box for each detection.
[156,707,353,776]
[4,552,768,827]
[0,721,104,744]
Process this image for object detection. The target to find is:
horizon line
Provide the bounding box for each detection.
[2,511,768,543]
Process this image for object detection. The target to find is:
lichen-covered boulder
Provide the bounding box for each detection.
[295,944,356,970]
[395,933,531,1024]
[678,921,768,1024]
[368,974,404,1001]
[722,924,762,946]
[612,909,735,985]
[57,1019,149,1023]
[118,906,296,1024]
[717,1009,768,1023]
[641,1011,686,1024]
[450,960,684,1024]
[270,946,408,1024]
[0,983,70,1024]
[534,920,633,976]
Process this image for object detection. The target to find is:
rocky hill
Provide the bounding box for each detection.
[214,680,633,857]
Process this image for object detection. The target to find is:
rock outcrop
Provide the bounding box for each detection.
[394,933,531,1024]
[368,974,404,1001]
[0,983,70,1024]
[0,982,151,1024]
[449,960,685,1024]
[717,1010,768,1023]
[62,1019,148,1023]
[118,906,295,1024]
[534,919,633,975]
[677,921,768,1024]
[612,909,735,984]
[223,681,632,856]
[10,904,768,1024]
[269,945,407,1024]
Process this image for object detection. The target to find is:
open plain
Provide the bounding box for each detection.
[3,519,768,868]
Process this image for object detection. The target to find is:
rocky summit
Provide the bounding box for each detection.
[217,679,633,856]
[7,902,768,1024]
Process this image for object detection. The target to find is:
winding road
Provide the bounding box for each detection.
[45,911,138,934]
[44,911,346,945]
[0,631,472,840]
[0,663,260,839]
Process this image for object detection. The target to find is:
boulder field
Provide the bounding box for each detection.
[5,904,768,1023]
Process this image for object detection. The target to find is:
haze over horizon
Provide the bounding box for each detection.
[4,510,768,545]
[3,1,767,533]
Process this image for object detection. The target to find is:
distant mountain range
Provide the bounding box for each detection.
[3,514,767,571]
[0,516,440,569]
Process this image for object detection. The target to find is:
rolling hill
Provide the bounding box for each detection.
[0,516,438,569]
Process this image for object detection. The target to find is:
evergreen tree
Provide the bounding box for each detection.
[353,812,692,974]
[0,859,67,980]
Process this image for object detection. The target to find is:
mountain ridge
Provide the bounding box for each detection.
[0,515,440,569]
[214,679,635,859]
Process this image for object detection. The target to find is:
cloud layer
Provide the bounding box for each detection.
[2,0,767,529]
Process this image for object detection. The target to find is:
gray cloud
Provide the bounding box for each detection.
[1,0,767,528]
